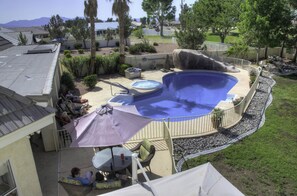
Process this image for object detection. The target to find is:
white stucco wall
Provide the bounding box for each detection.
[0,137,42,196]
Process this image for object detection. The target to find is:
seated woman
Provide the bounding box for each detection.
[66,91,88,104]
[69,167,93,186]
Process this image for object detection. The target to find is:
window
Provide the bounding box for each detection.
[0,161,17,196]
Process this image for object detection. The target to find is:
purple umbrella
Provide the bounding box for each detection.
[64,104,152,148]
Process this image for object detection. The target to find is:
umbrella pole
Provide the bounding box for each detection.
[110,147,115,175]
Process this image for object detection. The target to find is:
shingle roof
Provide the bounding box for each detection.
[0,44,60,96]
[0,86,55,137]
[0,36,13,51]
[9,27,49,35]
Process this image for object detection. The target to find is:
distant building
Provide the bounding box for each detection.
[0,86,55,195]
[0,27,35,50]
[0,44,61,151]
[94,22,119,36]
[9,27,49,39]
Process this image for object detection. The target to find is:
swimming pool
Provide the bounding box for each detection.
[129,71,238,120]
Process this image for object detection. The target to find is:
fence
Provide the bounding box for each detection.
[127,60,261,142]
[163,122,177,174]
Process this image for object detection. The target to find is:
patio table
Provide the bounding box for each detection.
[92,147,132,172]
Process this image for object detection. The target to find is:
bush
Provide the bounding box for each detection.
[60,72,75,91]
[74,43,82,50]
[211,108,225,129]
[64,50,71,56]
[96,42,100,51]
[115,41,120,47]
[83,74,97,89]
[119,64,132,75]
[133,28,144,39]
[153,42,158,46]
[78,49,84,54]
[129,42,156,54]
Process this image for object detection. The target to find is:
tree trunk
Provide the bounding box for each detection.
[160,19,164,37]
[280,41,285,58]
[83,39,87,49]
[90,16,96,75]
[293,46,297,63]
[264,46,268,59]
[119,10,125,64]
[220,34,225,43]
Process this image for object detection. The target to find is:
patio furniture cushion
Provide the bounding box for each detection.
[94,180,121,189]
[59,176,82,186]
[139,139,151,161]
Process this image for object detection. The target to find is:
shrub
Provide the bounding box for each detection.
[64,50,71,56]
[133,28,144,39]
[153,42,158,46]
[119,64,132,75]
[78,49,84,54]
[60,72,75,91]
[83,74,97,89]
[249,69,258,87]
[39,40,48,45]
[115,41,120,47]
[113,48,119,52]
[74,43,82,50]
[211,108,225,129]
[232,97,244,106]
[96,42,100,51]
[128,42,156,55]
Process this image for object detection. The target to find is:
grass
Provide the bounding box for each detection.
[183,75,297,195]
[130,35,175,44]
[206,33,241,43]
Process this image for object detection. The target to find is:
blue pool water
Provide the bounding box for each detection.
[129,71,238,120]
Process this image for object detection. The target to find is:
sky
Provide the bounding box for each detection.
[0,0,197,23]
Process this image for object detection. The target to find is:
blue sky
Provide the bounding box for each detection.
[0,0,197,23]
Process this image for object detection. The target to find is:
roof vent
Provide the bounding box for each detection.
[27,44,57,54]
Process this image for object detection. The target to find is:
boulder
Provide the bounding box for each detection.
[172,49,239,73]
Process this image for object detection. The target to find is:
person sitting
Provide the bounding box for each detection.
[66,91,88,104]
[69,167,93,186]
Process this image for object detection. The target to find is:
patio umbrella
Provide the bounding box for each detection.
[63,104,152,148]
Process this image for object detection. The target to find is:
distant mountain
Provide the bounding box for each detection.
[0,17,71,28]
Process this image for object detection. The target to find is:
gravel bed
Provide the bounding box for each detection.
[173,73,275,163]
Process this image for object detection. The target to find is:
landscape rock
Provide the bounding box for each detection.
[172,49,240,73]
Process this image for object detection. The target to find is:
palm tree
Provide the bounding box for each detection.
[84,0,98,74]
[110,0,131,64]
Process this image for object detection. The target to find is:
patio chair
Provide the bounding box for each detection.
[58,177,92,196]
[130,139,156,172]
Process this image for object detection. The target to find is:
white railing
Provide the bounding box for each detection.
[163,122,177,174]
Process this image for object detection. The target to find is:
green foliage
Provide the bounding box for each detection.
[115,41,120,47]
[175,6,206,49]
[44,14,66,39]
[104,28,114,46]
[153,42,158,46]
[78,49,84,54]
[119,64,133,75]
[95,42,100,51]
[249,69,258,87]
[64,50,72,58]
[95,53,120,75]
[18,32,28,45]
[140,17,147,26]
[83,74,97,89]
[61,53,120,77]
[239,0,292,50]
[226,41,249,58]
[133,28,144,39]
[65,17,90,48]
[211,108,225,129]
[60,72,75,91]
[192,0,241,43]
[129,40,157,54]
[142,0,176,36]
[74,43,83,50]
[185,76,297,195]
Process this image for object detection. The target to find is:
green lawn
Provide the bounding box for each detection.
[206,34,241,43]
[130,35,175,44]
[184,75,297,196]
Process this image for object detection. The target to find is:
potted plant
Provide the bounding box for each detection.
[232,97,244,113]
[212,108,225,129]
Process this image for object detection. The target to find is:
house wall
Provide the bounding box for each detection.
[0,137,42,196]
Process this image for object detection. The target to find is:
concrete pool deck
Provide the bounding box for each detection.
[82,68,250,112]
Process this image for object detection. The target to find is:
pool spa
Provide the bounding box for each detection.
[110,71,238,120]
